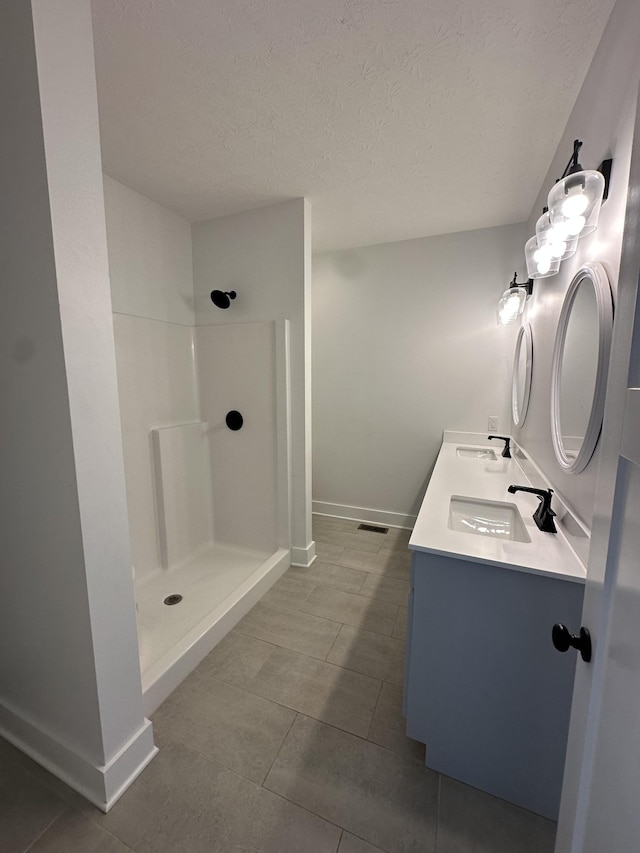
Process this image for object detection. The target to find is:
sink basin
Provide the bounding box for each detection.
[456,446,498,460]
[448,496,531,543]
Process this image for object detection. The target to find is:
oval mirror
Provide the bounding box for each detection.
[550,262,613,473]
[512,324,533,427]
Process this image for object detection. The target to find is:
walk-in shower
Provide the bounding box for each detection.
[113,313,291,714]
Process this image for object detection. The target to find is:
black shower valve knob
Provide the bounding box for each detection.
[225,410,243,431]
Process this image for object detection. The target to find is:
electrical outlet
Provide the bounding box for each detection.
[488,416,499,433]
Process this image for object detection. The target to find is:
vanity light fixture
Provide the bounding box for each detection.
[497,273,533,325]
[522,140,612,282]
[547,139,612,240]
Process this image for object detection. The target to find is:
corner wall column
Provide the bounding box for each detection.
[0,0,155,810]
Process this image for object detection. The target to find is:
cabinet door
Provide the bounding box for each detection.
[405,551,582,820]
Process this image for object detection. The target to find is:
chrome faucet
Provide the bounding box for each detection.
[507,485,557,533]
[488,435,511,458]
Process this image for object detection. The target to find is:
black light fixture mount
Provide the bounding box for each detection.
[557,139,612,201]
[509,271,534,296]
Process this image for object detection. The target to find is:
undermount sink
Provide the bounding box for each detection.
[456,446,498,460]
[448,496,531,543]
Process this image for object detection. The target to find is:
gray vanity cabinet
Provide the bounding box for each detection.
[404,549,584,821]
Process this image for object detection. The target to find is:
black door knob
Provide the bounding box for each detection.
[552,623,592,662]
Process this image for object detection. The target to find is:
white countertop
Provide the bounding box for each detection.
[409,436,586,584]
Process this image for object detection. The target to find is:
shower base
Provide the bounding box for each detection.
[137,542,289,715]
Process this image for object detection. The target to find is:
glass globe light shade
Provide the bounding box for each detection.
[564,215,586,237]
[535,211,578,261]
[548,169,605,239]
[562,191,589,218]
[525,236,560,279]
[497,286,527,325]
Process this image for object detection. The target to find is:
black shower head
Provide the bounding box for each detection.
[210,290,237,309]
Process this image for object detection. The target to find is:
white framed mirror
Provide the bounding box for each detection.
[550,261,613,473]
[512,323,533,427]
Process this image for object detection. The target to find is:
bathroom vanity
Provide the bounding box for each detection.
[404,433,586,821]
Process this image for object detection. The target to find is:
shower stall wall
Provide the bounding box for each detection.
[113,313,291,714]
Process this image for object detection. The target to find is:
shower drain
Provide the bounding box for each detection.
[164,594,183,606]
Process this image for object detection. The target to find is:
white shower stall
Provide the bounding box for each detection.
[105,178,311,714]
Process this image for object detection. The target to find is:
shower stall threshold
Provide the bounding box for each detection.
[137,543,290,715]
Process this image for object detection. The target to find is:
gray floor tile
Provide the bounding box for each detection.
[300,585,398,636]
[313,518,410,550]
[378,541,412,557]
[360,573,410,607]
[0,738,64,792]
[383,527,412,544]
[0,737,126,829]
[136,745,341,853]
[334,549,411,581]
[0,734,40,774]
[28,809,133,852]
[347,529,393,549]
[313,515,360,533]
[0,503,559,853]
[152,669,295,783]
[0,749,65,853]
[265,714,438,853]
[260,573,317,611]
[244,646,381,737]
[436,775,556,853]
[0,739,138,844]
[339,832,387,853]
[367,682,424,763]
[327,624,405,682]
[311,529,383,554]
[384,645,405,687]
[287,561,368,594]
[315,542,346,562]
[235,601,341,659]
[74,738,195,848]
[197,630,277,687]
[392,606,408,639]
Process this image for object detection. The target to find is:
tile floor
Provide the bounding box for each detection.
[1,517,557,852]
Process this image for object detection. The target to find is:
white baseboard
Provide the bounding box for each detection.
[291,541,317,567]
[101,722,158,810]
[312,501,415,530]
[0,700,157,812]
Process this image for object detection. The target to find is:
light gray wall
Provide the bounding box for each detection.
[513,0,640,529]
[312,223,526,522]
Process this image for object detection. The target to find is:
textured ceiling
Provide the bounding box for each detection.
[91,0,616,252]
